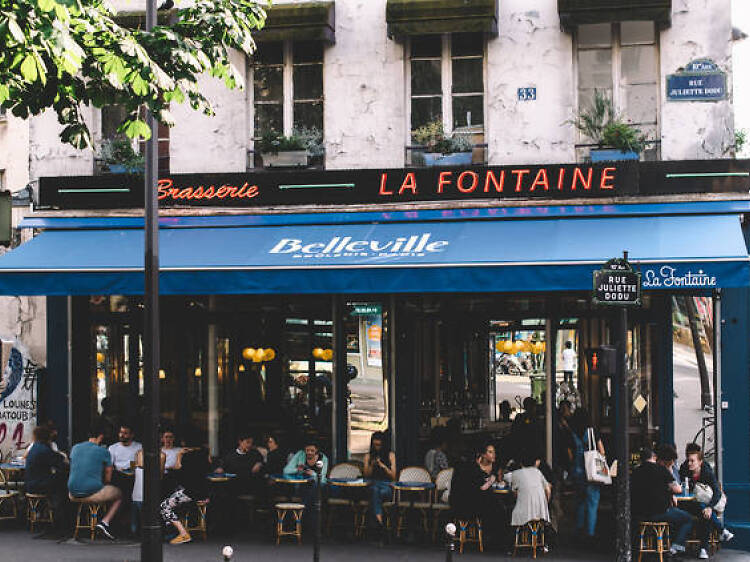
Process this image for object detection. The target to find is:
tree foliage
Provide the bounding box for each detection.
[0,0,268,148]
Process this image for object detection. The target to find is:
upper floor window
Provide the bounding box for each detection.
[253,41,324,167]
[408,33,486,164]
[576,21,659,159]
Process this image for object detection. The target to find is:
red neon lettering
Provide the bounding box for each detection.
[157,178,172,200]
[398,172,417,195]
[177,187,193,199]
[457,171,479,193]
[227,185,240,198]
[600,167,616,190]
[557,168,565,190]
[204,186,216,198]
[511,169,530,192]
[572,167,593,190]
[437,171,452,194]
[483,170,504,193]
[216,186,229,198]
[379,173,393,195]
[530,169,549,191]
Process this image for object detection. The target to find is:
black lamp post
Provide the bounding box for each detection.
[141,1,162,560]
[445,522,456,562]
[313,459,324,562]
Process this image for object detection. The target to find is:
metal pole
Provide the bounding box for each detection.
[313,460,324,562]
[141,0,162,559]
[615,254,631,562]
[444,523,456,562]
[713,292,723,484]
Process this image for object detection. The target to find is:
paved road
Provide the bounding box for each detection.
[0,531,746,561]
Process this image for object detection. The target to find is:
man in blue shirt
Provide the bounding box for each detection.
[68,425,122,540]
[25,425,69,537]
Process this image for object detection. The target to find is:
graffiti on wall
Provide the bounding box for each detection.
[0,342,38,461]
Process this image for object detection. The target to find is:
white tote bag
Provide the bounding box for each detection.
[584,427,612,485]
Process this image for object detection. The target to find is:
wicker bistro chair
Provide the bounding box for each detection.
[26,493,54,532]
[513,520,546,559]
[181,500,208,541]
[394,466,433,538]
[0,471,19,523]
[326,463,364,536]
[637,520,671,562]
[431,468,454,541]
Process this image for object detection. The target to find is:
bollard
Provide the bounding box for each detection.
[222,545,234,561]
[313,460,324,562]
[445,522,457,562]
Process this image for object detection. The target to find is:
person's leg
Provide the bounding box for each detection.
[159,487,193,537]
[658,508,694,548]
[131,501,142,536]
[575,484,586,533]
[584,484,600,537]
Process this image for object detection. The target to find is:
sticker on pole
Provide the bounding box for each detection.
[593,258,642,306]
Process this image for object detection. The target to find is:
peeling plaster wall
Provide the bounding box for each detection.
[661,0,734,159]
[0,115,30,193]
[488,1,575,164]
[170,49,249,173]
[322,0,405,169]
[29,108,96,180]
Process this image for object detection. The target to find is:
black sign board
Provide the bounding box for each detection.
[593,258,642,307]
[37,159,749,210]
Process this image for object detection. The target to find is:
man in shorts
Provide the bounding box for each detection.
[67,424,122,540]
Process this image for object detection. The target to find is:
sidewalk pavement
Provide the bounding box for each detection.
[0,531,747,562]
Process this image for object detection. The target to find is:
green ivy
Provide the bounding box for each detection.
[0,0,269,148]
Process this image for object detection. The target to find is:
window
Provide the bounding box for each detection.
[408,33,486,163]
[100,106,170,175]
[253,41,324,164]
[576,21,659,159]
[0,106,6,120]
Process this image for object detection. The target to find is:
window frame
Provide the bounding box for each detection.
[573,21,661,151]
[251,39,325,140]
[405,33,488,145]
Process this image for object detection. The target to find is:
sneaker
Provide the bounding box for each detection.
[169,533,192,545]
[720,529,734,542]
[698,548,709,560]
[669,544,686,557]
[96,521,116,541]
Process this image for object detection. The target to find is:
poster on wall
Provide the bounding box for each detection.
[0,340,38,462]
[365,317,383,368]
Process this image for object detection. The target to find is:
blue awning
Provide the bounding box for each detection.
[0,214,747,295]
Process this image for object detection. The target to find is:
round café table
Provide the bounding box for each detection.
[0,462,24,492]
[206,472,237,483]
[328,478,371,537]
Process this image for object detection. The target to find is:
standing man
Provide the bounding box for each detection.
[68,425,122,540]
[562,340,577,384]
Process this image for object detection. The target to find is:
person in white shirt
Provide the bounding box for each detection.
[108,423,142,525]
[108,424,142,471]
[561,340,577,384]
[161,428,180,471]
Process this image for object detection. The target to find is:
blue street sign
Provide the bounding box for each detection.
[666,59,726,102]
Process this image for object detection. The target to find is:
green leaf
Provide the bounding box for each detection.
[21,54,38,82]
[38,0,57,13]
[7,17,25,44]
[0,84,9,105]
[122,119,152,141]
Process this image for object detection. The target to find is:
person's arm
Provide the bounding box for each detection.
[705,465,722,509]
[135,449,144,468]
[283,451,301,475]
[103,465,113,483]
[378,452,396,481]
[596,438,606,457]
[544,480,552,501]
[159,452,166,474]
[362,453,373,477]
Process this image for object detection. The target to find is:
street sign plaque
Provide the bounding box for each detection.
[593,258,642,306]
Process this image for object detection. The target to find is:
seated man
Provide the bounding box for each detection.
[631,445,693,557]
[25,425,70,537]
[68,425,122,540]
[217,431,264,495]
[679,443,733,559]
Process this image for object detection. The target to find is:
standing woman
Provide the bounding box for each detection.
[568,408,605,543]
[362,431,397,532]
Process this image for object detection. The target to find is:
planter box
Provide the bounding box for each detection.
[590,149,639,162]
[262,150,308,168]
[421,151,473,167]
[106,164,143,174]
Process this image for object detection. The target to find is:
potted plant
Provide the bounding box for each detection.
[412,121,473,167]
[258,128,316,168]
[569,90,646,162]
[98,137,145,173]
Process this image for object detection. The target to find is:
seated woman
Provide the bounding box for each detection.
[510,449,551,528]
[362,431,396,531]
[678,443,733,559]
[159,434,210,545]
